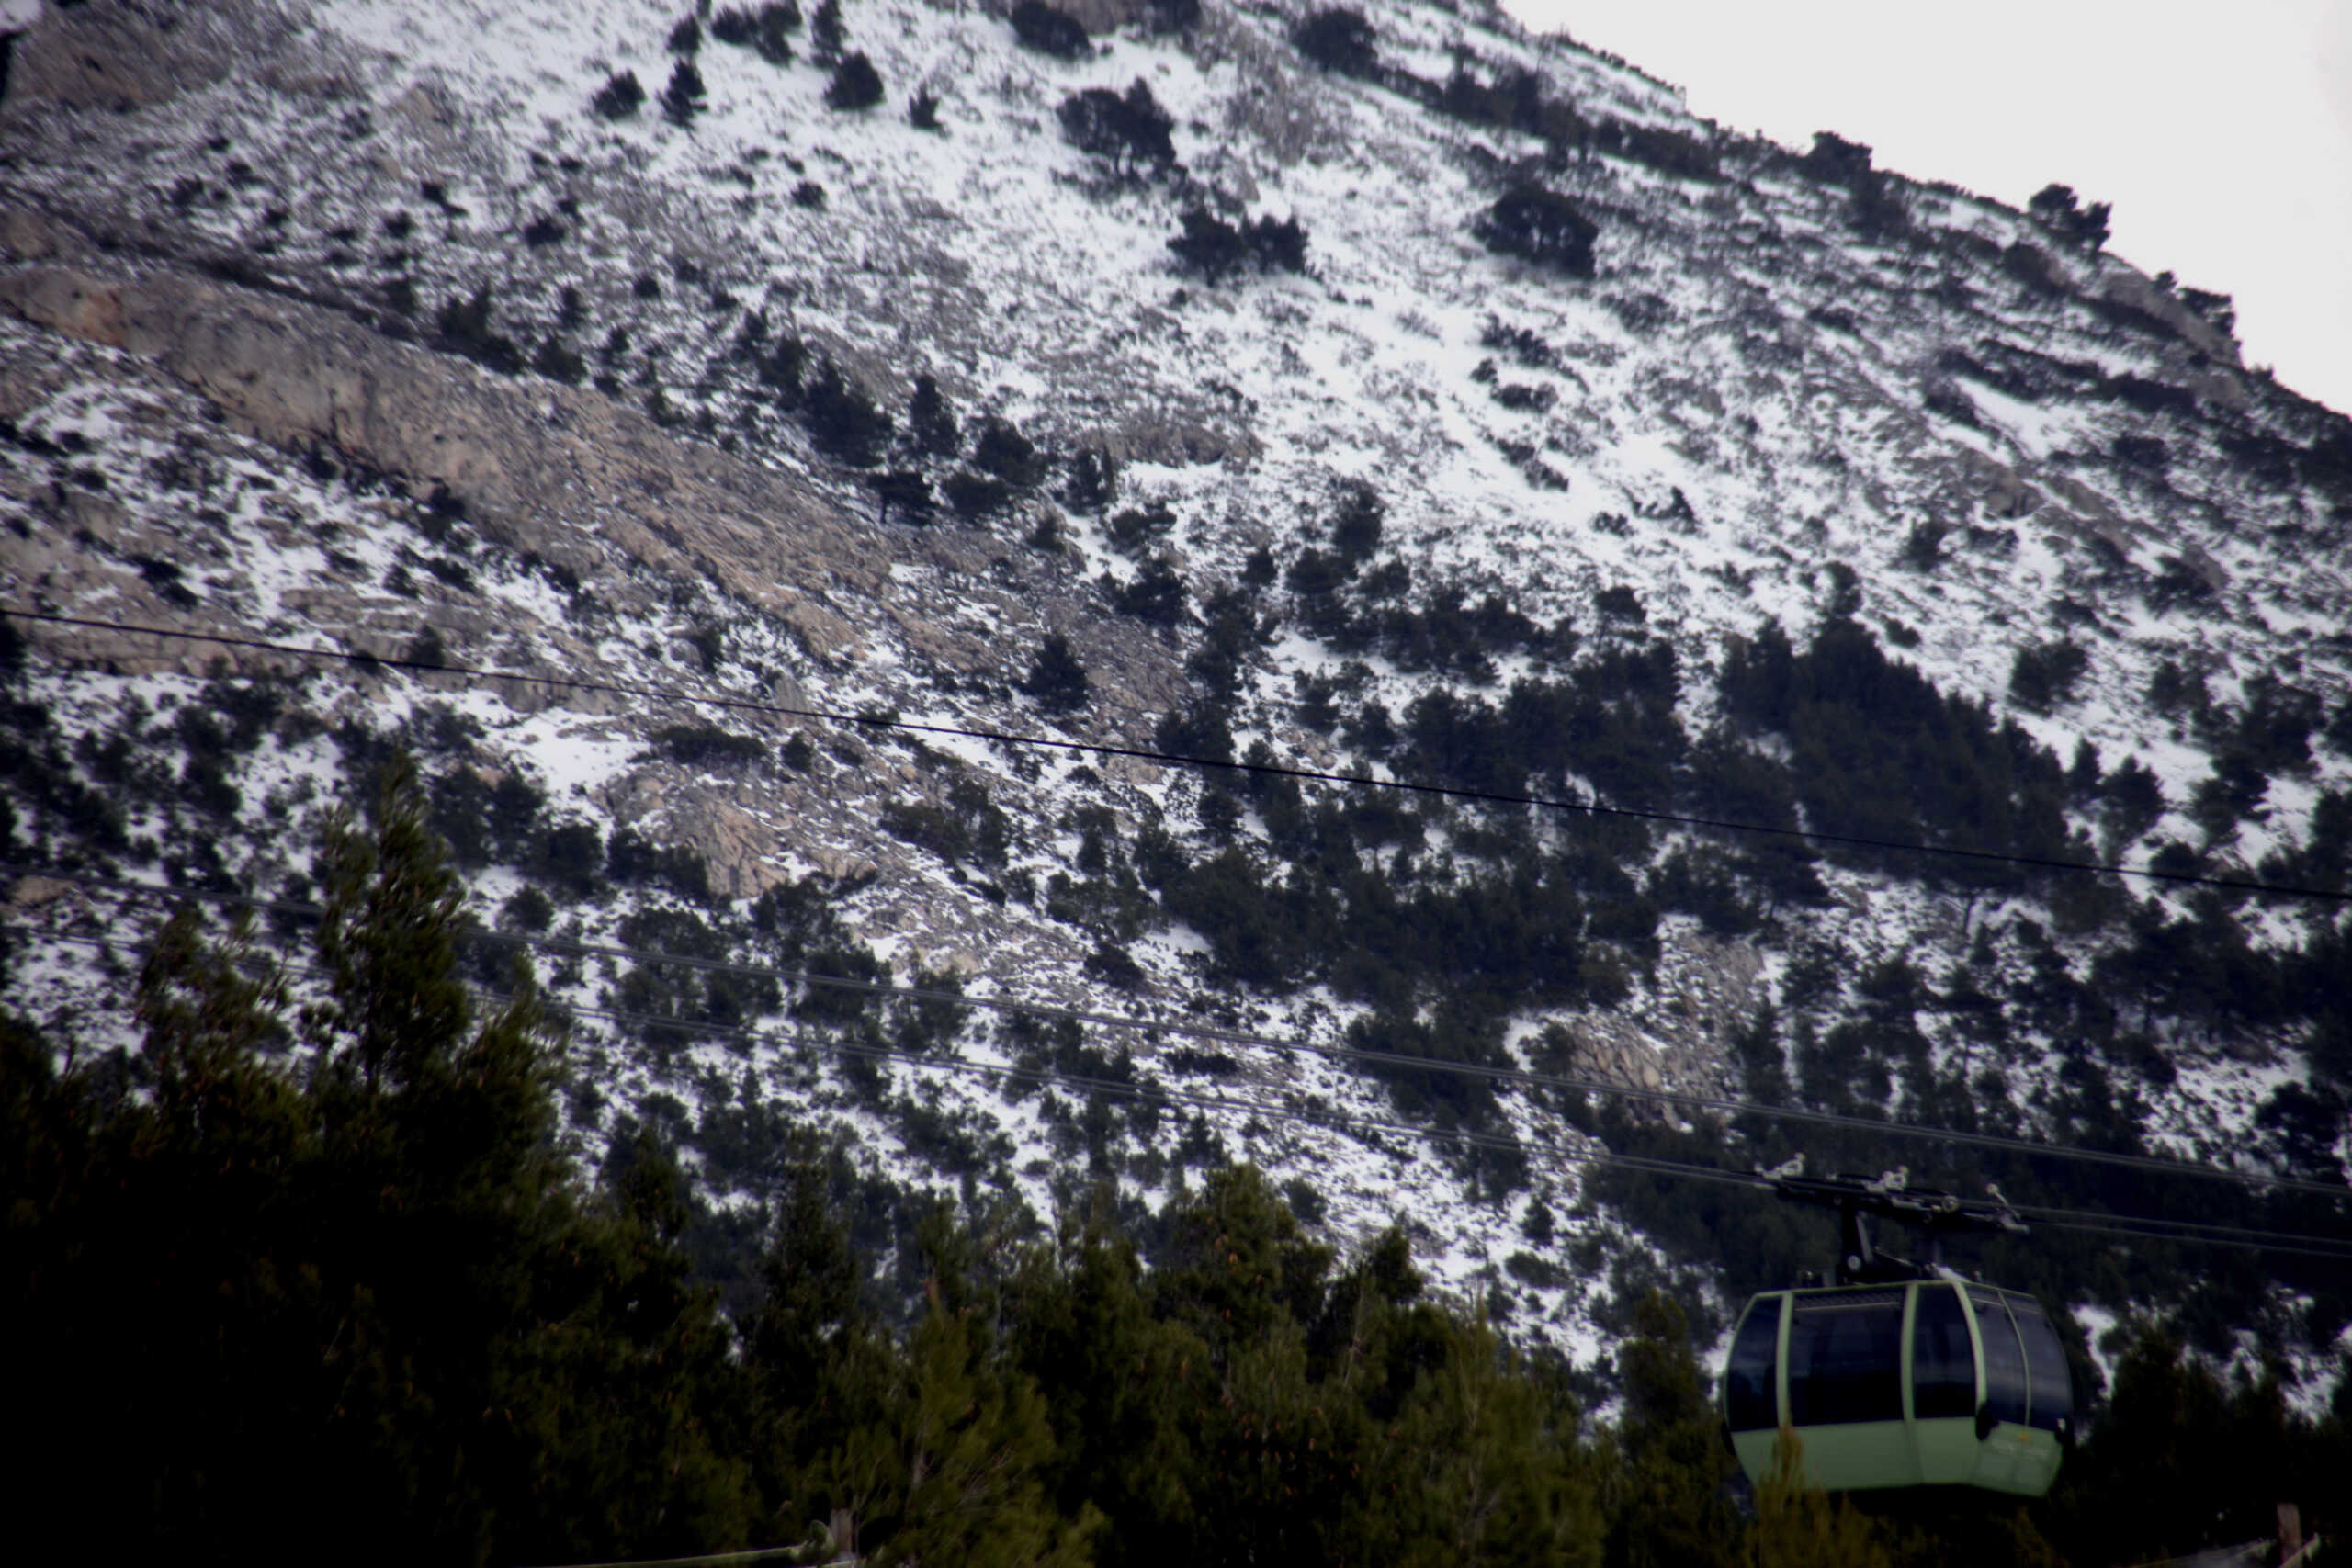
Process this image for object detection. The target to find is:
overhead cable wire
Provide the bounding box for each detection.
[20,866,2352,1208]
[7,606,2347,903]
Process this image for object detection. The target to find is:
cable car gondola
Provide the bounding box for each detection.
[1720,1165,2075,1498]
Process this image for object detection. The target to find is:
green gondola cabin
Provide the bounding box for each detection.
[1718,1168,2075,1498]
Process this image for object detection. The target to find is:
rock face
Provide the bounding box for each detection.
[0,246,1189,714]
[0,0,250,114]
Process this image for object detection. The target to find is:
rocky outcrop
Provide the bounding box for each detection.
[0,0,254,116]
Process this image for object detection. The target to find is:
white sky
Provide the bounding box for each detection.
[1499,0,2352,420]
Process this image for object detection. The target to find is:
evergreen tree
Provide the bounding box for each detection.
[1011,0,1091,59]
[1476,185,1600,276]
[592,69,646,119]
[800,354,893,467]
[1057,81,1175,178]
[907,373,960,458]
[1292,6,1379,76]
[972,412,1045,486]
[872,468,933,524]
[1,761,758,1562]
[1169,208,1250,284]
[1022,634,1091,715]
[810,0,844,62]
[1604,1292,1747,1568]
[1060,445,1116,513]
[662,59,708,126]
[825,51,884,111]
[1749,1432,1893,1568]
[1246,212,1309,274]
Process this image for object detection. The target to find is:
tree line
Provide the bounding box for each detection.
[3,762,2343,1564]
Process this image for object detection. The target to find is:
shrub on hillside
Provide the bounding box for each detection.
[661,61,707,126]
[1010,1,1089,58]
[2007,639,2090,715]
[434,285,524,375]
[1057,82,1175,178]
[1022,634,1091,714]
[824,51,883,110]
[906,374,960,458]
[1475,186,1598,276]
[2029,182,2111,252]
[1168,209,1308,285]
[712,2,798,63]
[1293,7,1377,76]
[971,414,1046,487]
[590,70,645,119]
[799,355,892,467]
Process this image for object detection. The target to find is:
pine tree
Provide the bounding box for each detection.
[907,372,960,457]
[824,51,883,111]
[810,0,844,62]
[1059,446,1116,513]
[1168,208,1250,284]
[592,69,646,119]
[1021,634,1091,715]
[1750,1431,1894,1568]
[662,59,708,126]
[1604,1291,1747,1568]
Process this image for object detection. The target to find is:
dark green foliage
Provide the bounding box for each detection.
[0,765,754,1562]
[1111,558,1189,626]
[1168,209,1307,282]
[1476,185,1599,276]
[1022,634,1091,715]
[1802,130,1872,182]
[1586,118,1721,181]
[1608,1292,1748,1568]
[434,284,523,374]
[944,469,1013,520]
[799,355,892,466]
[1721,618,2069,891]
[824,51,883,111]
[668,14,702,53]
[532,820,604,897]
[906,372,959,458]
[2042,1328,2350,1563]
[607,826,713,901]
[881,776,1012,871]
[591,69,646,119]
[1247,211,1309,273]
[653,723,767,769]
[1057,81,1174,178]
[809,0,843,61]
[1060,445,1116,513]
[972,413,1046,486]
[1437,59,1588,144]
[1011,0,1089,58]
[872,468,933,524]
[1292,6,1377,76]
[2007,638,2089,714]
[712,2,797,63]
[2029,182,2111,252]
[790,179,825,209]
[661,59,707,126]
[1107,499,1176,555]
[532,334,586,384]
[909,85,940,129]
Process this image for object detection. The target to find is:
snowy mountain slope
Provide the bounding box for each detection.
[3,0,2348,1378]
